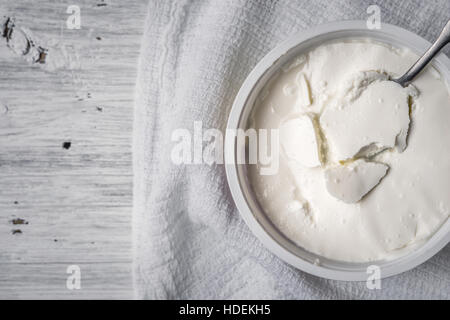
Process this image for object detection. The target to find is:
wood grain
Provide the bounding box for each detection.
[0,0,147,299]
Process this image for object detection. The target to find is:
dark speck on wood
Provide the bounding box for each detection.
[62,141,71,149]
[12,229,22,235]
[10,218,28,225]
[37,48,47,64]
[2,17,14,40]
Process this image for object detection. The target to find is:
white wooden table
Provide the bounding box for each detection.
[0,0,147,299]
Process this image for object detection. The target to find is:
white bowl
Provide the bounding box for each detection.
[225,20,450,281]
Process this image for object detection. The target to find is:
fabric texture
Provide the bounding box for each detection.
[133,0,450,299]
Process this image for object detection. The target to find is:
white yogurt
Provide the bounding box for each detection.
[248,40,450,262]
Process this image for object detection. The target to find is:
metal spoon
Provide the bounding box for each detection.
[393,20,450,87]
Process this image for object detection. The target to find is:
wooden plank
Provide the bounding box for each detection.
[0,0,147,299]
[0,262,132,299]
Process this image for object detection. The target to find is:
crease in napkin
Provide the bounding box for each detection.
[133,0,450,299]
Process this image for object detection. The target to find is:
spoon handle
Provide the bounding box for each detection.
[396,20,450,86]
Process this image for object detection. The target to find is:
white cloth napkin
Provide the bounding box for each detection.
[133,0,450,299]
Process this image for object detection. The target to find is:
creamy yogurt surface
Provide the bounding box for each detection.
[248,39,450,262]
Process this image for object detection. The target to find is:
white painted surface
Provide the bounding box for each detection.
[0,0,147,299]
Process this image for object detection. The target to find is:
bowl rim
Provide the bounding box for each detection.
[225,20,450,281]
